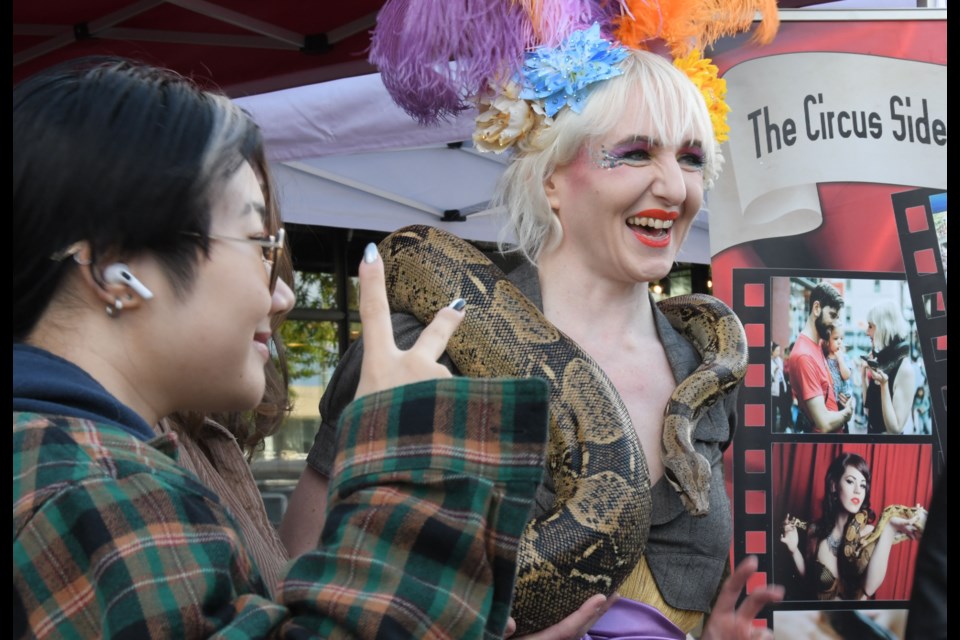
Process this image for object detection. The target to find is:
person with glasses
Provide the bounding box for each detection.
[156,223,297,594]
[13,56,552,638]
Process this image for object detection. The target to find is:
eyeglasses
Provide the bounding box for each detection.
[53,228,287,293]
[195,228,286,294]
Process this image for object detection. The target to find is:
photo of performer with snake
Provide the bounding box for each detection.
[282,3,786,638]
[776,446,930,602]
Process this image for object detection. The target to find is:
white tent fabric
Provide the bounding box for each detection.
[235,72,711,263]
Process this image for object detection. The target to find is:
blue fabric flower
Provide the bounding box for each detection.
[518,23,629,118]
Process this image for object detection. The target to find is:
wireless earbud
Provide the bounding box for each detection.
[103,263,154,300]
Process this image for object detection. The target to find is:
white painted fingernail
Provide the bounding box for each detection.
[363,243,378,264]
[448,298,466,311]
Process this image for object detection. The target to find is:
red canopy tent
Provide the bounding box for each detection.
[14,1,386,96]
[12,0,848,258]
[14,0,843,95]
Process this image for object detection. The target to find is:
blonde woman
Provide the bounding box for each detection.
[862,300,916,434]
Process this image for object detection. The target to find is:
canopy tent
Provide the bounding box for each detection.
[12,0,848,91]
[13,1,385,95]
[16,0,874,266]
[234,73,509,245]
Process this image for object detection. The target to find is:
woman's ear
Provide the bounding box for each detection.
[544,173,562,213]
[73,252,152,313]
[102,263,154,300]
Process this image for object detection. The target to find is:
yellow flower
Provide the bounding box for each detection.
[674,49,730,144]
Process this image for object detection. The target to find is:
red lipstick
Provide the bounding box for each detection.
[636,209,679,221]
[627,209,679,248]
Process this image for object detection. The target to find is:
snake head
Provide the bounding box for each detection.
[663,456,711,517]
[662,411,712,517]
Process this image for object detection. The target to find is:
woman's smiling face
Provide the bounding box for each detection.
[138,161,295,416]
[837,465,868,514]
[544,94,705,285]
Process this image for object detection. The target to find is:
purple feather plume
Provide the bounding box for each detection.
[370,0,530,125]
[520,0,599,47]
[369,0,630,125]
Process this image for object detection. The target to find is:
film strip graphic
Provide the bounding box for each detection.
[730,267,943,629]
[892,188,948,458]
[730,268,779,630]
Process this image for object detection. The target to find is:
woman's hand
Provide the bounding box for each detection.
[864,505,926,597]
[700,556,785,640]
[354,243,466,399]
[884,506,925,542]
[870,368,890,388]
[504,594,616,640]
[780,516,800,553]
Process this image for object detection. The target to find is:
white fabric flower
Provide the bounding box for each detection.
[473,82,550,153]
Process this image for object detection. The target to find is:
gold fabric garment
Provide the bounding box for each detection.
[618,554,706,633]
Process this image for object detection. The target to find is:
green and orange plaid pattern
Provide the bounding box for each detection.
[13,377,549,639]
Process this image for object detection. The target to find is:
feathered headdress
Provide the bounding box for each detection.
[369,0,779,151]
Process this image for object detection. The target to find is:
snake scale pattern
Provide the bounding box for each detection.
[378,225,748,634]
[845,504,927,574]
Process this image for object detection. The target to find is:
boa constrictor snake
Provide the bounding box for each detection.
[379,225,748,633]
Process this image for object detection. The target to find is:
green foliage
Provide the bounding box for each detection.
[279,272,341,383]
[281,321,338,383]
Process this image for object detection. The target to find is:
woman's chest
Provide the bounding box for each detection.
[593,349,677,484]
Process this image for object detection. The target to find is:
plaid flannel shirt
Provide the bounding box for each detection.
[13,377,548,639]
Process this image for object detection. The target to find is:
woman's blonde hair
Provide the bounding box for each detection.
[497,48,722,264]
[867,299,909,351]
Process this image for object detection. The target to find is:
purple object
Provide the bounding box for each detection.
[581,597,687,640]
[369,0,528,125]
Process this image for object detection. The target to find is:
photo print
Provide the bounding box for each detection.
[772,442,933,602]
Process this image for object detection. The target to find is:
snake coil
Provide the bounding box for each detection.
[845,505,927,574]
[379,225,747,633]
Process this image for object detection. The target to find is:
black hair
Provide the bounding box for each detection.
[815,452,875,548]
[809,281,845,314]
[14,56,263,340]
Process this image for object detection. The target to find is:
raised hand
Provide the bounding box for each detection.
[886,506,926,542]
[354,243,466,399]
[780,516,800,553]
[700,556,785,640]
[870,368,890,387]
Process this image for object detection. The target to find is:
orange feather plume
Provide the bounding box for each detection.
[614,0,780,56]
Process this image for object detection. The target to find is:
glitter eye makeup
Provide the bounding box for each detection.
[593,146,621,169]
[592,139,652,169]
[592,147,615,169]
[593,144,650,169]
[591,137,706,172]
